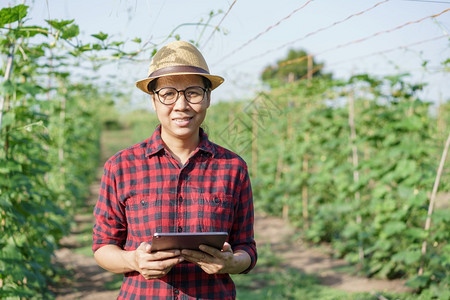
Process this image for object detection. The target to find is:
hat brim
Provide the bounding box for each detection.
[136,72,224,95]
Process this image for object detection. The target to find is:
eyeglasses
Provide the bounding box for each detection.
[153,86,208,105]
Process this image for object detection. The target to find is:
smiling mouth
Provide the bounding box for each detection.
[173,117,193,126]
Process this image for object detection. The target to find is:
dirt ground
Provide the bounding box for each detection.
[254,213,412,294]
[53,181,120,300]
[52,175,413,299]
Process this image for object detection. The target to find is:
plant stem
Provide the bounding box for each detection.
[0,50,15,134]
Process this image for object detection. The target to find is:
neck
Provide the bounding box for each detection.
[161,128,200,165]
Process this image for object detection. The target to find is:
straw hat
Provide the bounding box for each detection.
[136,41,224,94]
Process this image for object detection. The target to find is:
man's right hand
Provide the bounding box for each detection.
[134,242,184,280]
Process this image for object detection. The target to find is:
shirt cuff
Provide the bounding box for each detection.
[234,244,257,274]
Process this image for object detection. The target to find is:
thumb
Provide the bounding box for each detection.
[222,242,232,252]
[138,241,152,253]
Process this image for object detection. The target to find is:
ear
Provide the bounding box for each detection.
[206,90,211,108]
[150,94,157,111]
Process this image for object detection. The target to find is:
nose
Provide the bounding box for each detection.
[173,91,189,110]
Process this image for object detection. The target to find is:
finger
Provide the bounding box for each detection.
[142,267,172,279]
[199,244,221,256]
[150,258,179,270]
[150,249,182,260]
[141,256,184,276]
[181,249,210,262]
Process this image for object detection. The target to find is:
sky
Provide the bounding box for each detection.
[11,0,450,108]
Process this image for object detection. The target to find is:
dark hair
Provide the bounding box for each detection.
[147,79,158,94]
[147,76,212,93]
[202,77,212,89]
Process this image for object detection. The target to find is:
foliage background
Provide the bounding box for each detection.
[1,2,449,299]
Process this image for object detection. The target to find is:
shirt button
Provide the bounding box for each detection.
[178,196,183,203]
[178,226,183,232]
[214,197,220,204]
[174,289,179,295]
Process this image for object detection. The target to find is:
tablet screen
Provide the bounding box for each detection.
[151,232,228,252]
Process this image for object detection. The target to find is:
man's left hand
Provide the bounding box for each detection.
[181,242,243,274]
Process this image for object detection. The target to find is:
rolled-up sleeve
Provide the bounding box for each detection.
[92,160,127,252]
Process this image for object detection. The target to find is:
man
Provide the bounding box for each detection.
[93,40,257,299]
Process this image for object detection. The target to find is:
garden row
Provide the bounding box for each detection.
[0,5,116,297]
[204,74,449,298]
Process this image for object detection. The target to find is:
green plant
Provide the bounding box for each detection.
[206,72,449,297]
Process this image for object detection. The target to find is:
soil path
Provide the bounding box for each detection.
[53,180,120,300]
[53,181,412,299]
[255,213,412,294]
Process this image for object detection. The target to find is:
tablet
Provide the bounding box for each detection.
[151,232,228,252]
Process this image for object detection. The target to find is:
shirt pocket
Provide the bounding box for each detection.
[125,196,162,240]
[189,192,235,233]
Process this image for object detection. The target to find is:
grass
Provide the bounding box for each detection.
[232,244,421,300]
[100,129,134,162]
[104,274,124,291]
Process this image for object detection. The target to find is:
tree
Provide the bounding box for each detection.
[261,48,331,85]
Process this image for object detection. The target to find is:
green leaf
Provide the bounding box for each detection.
[92,31,108,41]
[110,41,124,47]
[0,160,22,174]
[406,275,430,289]
[405,227,427,240]
[394,159,417,178]
[16,82,43,96]
[1,112,15,127]
[432,209,450,223]
[383,221,407,237]
[77,44,92,52]
[61,24,79,39]
[45,19,74,31]
[132,37,141,43]
[92,44,102,51]
[0,4,28,27]
[45,19,79,39]
[392,249,421,264]
[0,80,15,95]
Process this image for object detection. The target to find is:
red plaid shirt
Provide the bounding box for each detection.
[93,125,257,299]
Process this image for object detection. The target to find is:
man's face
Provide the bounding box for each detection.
[151,74,210,143]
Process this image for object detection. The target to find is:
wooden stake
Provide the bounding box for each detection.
[348,89,364,262]
[275,154,283,183]
[418,132,450,275]
[307,55,313,80]
[302,155,309,229]
[302,132,310,230]
[283,103,294,221]
[251,109,258,178]
[307,55,313,87]
[58,82,67,185]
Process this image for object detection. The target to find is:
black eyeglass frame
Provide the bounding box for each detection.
[153,86,209,105]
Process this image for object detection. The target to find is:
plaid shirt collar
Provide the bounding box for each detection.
[145,125,215,158]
